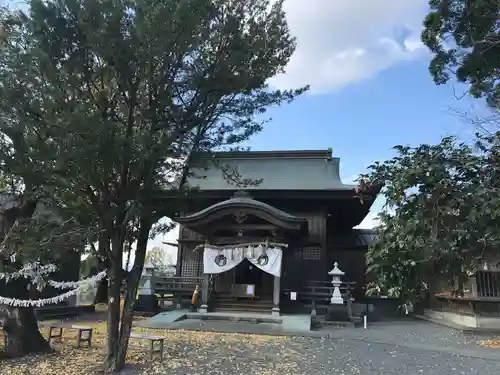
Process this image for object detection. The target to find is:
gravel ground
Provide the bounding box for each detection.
[324,320,498,350]
[127,335,500,375]
[122,321,500,375]
[297,337,500,375]
[3,318,499,375]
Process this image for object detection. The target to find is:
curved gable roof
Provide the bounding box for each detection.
[176,196,307,230]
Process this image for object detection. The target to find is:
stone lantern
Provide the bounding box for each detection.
[328,262,344,305]
[136,260,157,313]
[139,260,155,293]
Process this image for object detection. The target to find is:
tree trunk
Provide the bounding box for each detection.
[102,221,126,373]
[0,199,51,357]
[114,286,136,370]
[104,265,122,372]
[112,218,152,372]
[0,279,52,358]
[94,279,108,304]
[1,306,52,358]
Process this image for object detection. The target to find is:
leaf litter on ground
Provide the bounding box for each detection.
[0,315,305,375]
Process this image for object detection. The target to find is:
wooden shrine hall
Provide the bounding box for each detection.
[157,149,380,315]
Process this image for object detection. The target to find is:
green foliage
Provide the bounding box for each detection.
[0,0,303,367]
[362,132,500,304]
[421,0,500,107]
[7,201,94,260]
[145,246,172,269]
[0,0,305,223]
[0,0,304,251]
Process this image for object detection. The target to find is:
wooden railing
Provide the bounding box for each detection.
[303,280,356,295]
[476,271,500,299]
[152,276,202,296]
[284,280,356,315]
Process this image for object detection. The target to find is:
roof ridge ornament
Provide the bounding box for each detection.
[326,147,333,162]
[232,190,252,199]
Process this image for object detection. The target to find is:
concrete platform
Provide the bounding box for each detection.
[135,309,313,336]
[139,309,188,327]
[185,311,283,323]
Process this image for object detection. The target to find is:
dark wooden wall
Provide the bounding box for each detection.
[177,225,204,277]
[176,200,370,290]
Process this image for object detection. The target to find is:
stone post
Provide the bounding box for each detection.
[328,262,345,305]
[272,275,281,316]
[199,273,210,313]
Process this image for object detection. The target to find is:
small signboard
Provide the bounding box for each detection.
[246,284,255,296]
[290,291,297,301]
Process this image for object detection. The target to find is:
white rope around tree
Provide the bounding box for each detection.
[47,271,106,289]
[0,270,107,307]
[0,262,58,282]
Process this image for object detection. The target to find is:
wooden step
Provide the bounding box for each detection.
[215,302,273,309]
[213,298,273,305]
[213,298,273,313]
[212,290,274,314]
[213,307,272,314]
[213,294,272,299]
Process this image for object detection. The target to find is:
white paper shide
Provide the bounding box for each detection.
[203,244,283,277]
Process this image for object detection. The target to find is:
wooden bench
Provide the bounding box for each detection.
[45,323,93,348]
[130,332,164,361]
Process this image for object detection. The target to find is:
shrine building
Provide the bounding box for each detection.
[162,149,380,315]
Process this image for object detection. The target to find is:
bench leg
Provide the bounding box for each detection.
[87,330,93,347]
[48,327,63,343]
[76,329,93,348]
[148,340,154,361]
[159,340,164,361]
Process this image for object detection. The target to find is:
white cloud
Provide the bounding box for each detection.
[270,0,429,93]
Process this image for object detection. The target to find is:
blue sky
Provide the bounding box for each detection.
[155,0,489,259]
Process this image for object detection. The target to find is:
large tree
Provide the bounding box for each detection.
[421,0,500,107]
[0,0,304,371]
[0,167,97,357]
[361,132,500,307]
[145,246,174,271]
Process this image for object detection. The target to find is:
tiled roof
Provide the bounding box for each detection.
[186,149,354,191]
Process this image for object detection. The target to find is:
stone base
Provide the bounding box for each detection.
[326,304,350,322]
[135,294,158,313]
[272,307,280,316]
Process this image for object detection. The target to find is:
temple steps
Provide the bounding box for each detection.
[212,293,274,314]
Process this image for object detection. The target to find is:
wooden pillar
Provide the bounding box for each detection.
[199,273,209,313]
[175,225,184,277]
[272,275,280,316]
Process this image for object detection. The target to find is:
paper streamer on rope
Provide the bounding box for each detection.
[0,270,107,307]
[0,262,58,282]
[48,271,107,289]
[203,245,282,277]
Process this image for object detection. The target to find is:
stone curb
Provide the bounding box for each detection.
[413,314,500,335]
